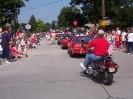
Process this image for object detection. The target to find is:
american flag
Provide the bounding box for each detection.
[108,45,114,56]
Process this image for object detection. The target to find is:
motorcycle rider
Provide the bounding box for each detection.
[80,29,109,72]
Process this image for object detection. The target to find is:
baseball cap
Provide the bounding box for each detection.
[98,29,105,35]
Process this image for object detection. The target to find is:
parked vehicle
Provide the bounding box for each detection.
[83,52,119,85]
[60,36,71,49]
[57,34,70,45]
[67,36,93,57]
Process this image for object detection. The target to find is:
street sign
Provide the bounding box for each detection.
[101,20,106,26]
[25,24,31,29]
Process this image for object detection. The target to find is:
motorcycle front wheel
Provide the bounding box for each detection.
[102,71,113,85]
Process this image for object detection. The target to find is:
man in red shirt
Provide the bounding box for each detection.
[80,29,109,71]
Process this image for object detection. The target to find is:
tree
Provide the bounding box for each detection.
[28,15,37,32]
[11,23,20,32]
[58,6,82,28]
[55,20,60,30]
[45,22,51,31]
[36,19,45,32]
[51,20,56,29]
[70,0,133,28]
[0,0,29,27]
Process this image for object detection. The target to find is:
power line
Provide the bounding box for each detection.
[21,0,63,12]
[19,13,59,23]
[37,13,59,19]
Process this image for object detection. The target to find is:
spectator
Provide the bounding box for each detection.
[36,35,40,46]
[8,27,15,39]
[112,29,116,35]
[1,27,11,64]
[116,27,121,35]
[121,30,127,51]
[31,36,36,49]
[124,33,128,52]
[115,32,121,50]
[10,43,28,59]
[51,31,56,44]
[46,33,52,45]
[16,29,20,38]
[107,31,112,43]
[127,27,133,54]
[27,35,32,49]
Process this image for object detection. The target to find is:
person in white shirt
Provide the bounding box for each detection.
[116,27,121,35]
[121,30,127,51]
[127,27,133,54]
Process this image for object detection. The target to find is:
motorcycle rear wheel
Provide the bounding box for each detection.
[102,72,113,85]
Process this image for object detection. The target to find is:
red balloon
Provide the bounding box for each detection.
[73,21,78,26]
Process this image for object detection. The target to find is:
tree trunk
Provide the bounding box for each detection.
[14,3,18,23]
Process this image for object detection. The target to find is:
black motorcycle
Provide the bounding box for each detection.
[83,51,119,85]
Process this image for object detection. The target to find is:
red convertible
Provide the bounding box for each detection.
[67,36,93,57]
[60,36,71,49]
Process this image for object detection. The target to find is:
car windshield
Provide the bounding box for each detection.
[72,36,92,43]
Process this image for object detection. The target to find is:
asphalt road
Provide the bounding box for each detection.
[0,38,133,99]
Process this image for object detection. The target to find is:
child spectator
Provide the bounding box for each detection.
[10,43,28,59]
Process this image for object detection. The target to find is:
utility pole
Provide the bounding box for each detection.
[102,0,105,20]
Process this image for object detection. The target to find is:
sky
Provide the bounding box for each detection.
[18,0,72,24]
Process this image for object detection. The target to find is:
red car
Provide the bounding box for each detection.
[60,36,71,49]
[67,36,93,57]
[57,34,70,45]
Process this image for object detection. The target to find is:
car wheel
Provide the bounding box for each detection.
[60,44,64,49]
[57,40,60,45]
[69,50,74,57]
[67,48,70,53]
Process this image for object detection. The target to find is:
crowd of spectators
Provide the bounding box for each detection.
[0,27,42,64]
[87,27,133,55]
[104,27,133,54]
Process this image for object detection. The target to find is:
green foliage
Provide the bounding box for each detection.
[70,0,133,28]
[58,6,84,28]
[45,22,51,31]
[36,20,45,32]
[51,20,56,29]
[28,15,37,32]
[11,23,20,31]
[98,25,104,30]
[0,0,29,27]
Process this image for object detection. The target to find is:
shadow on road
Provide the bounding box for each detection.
[80,71,116,86]
[80,71,103,85]
[67,53,86,58]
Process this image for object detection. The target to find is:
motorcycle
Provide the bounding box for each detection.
[82,47,119,85]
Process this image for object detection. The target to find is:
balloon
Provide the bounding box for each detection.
[73,21,78,26]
